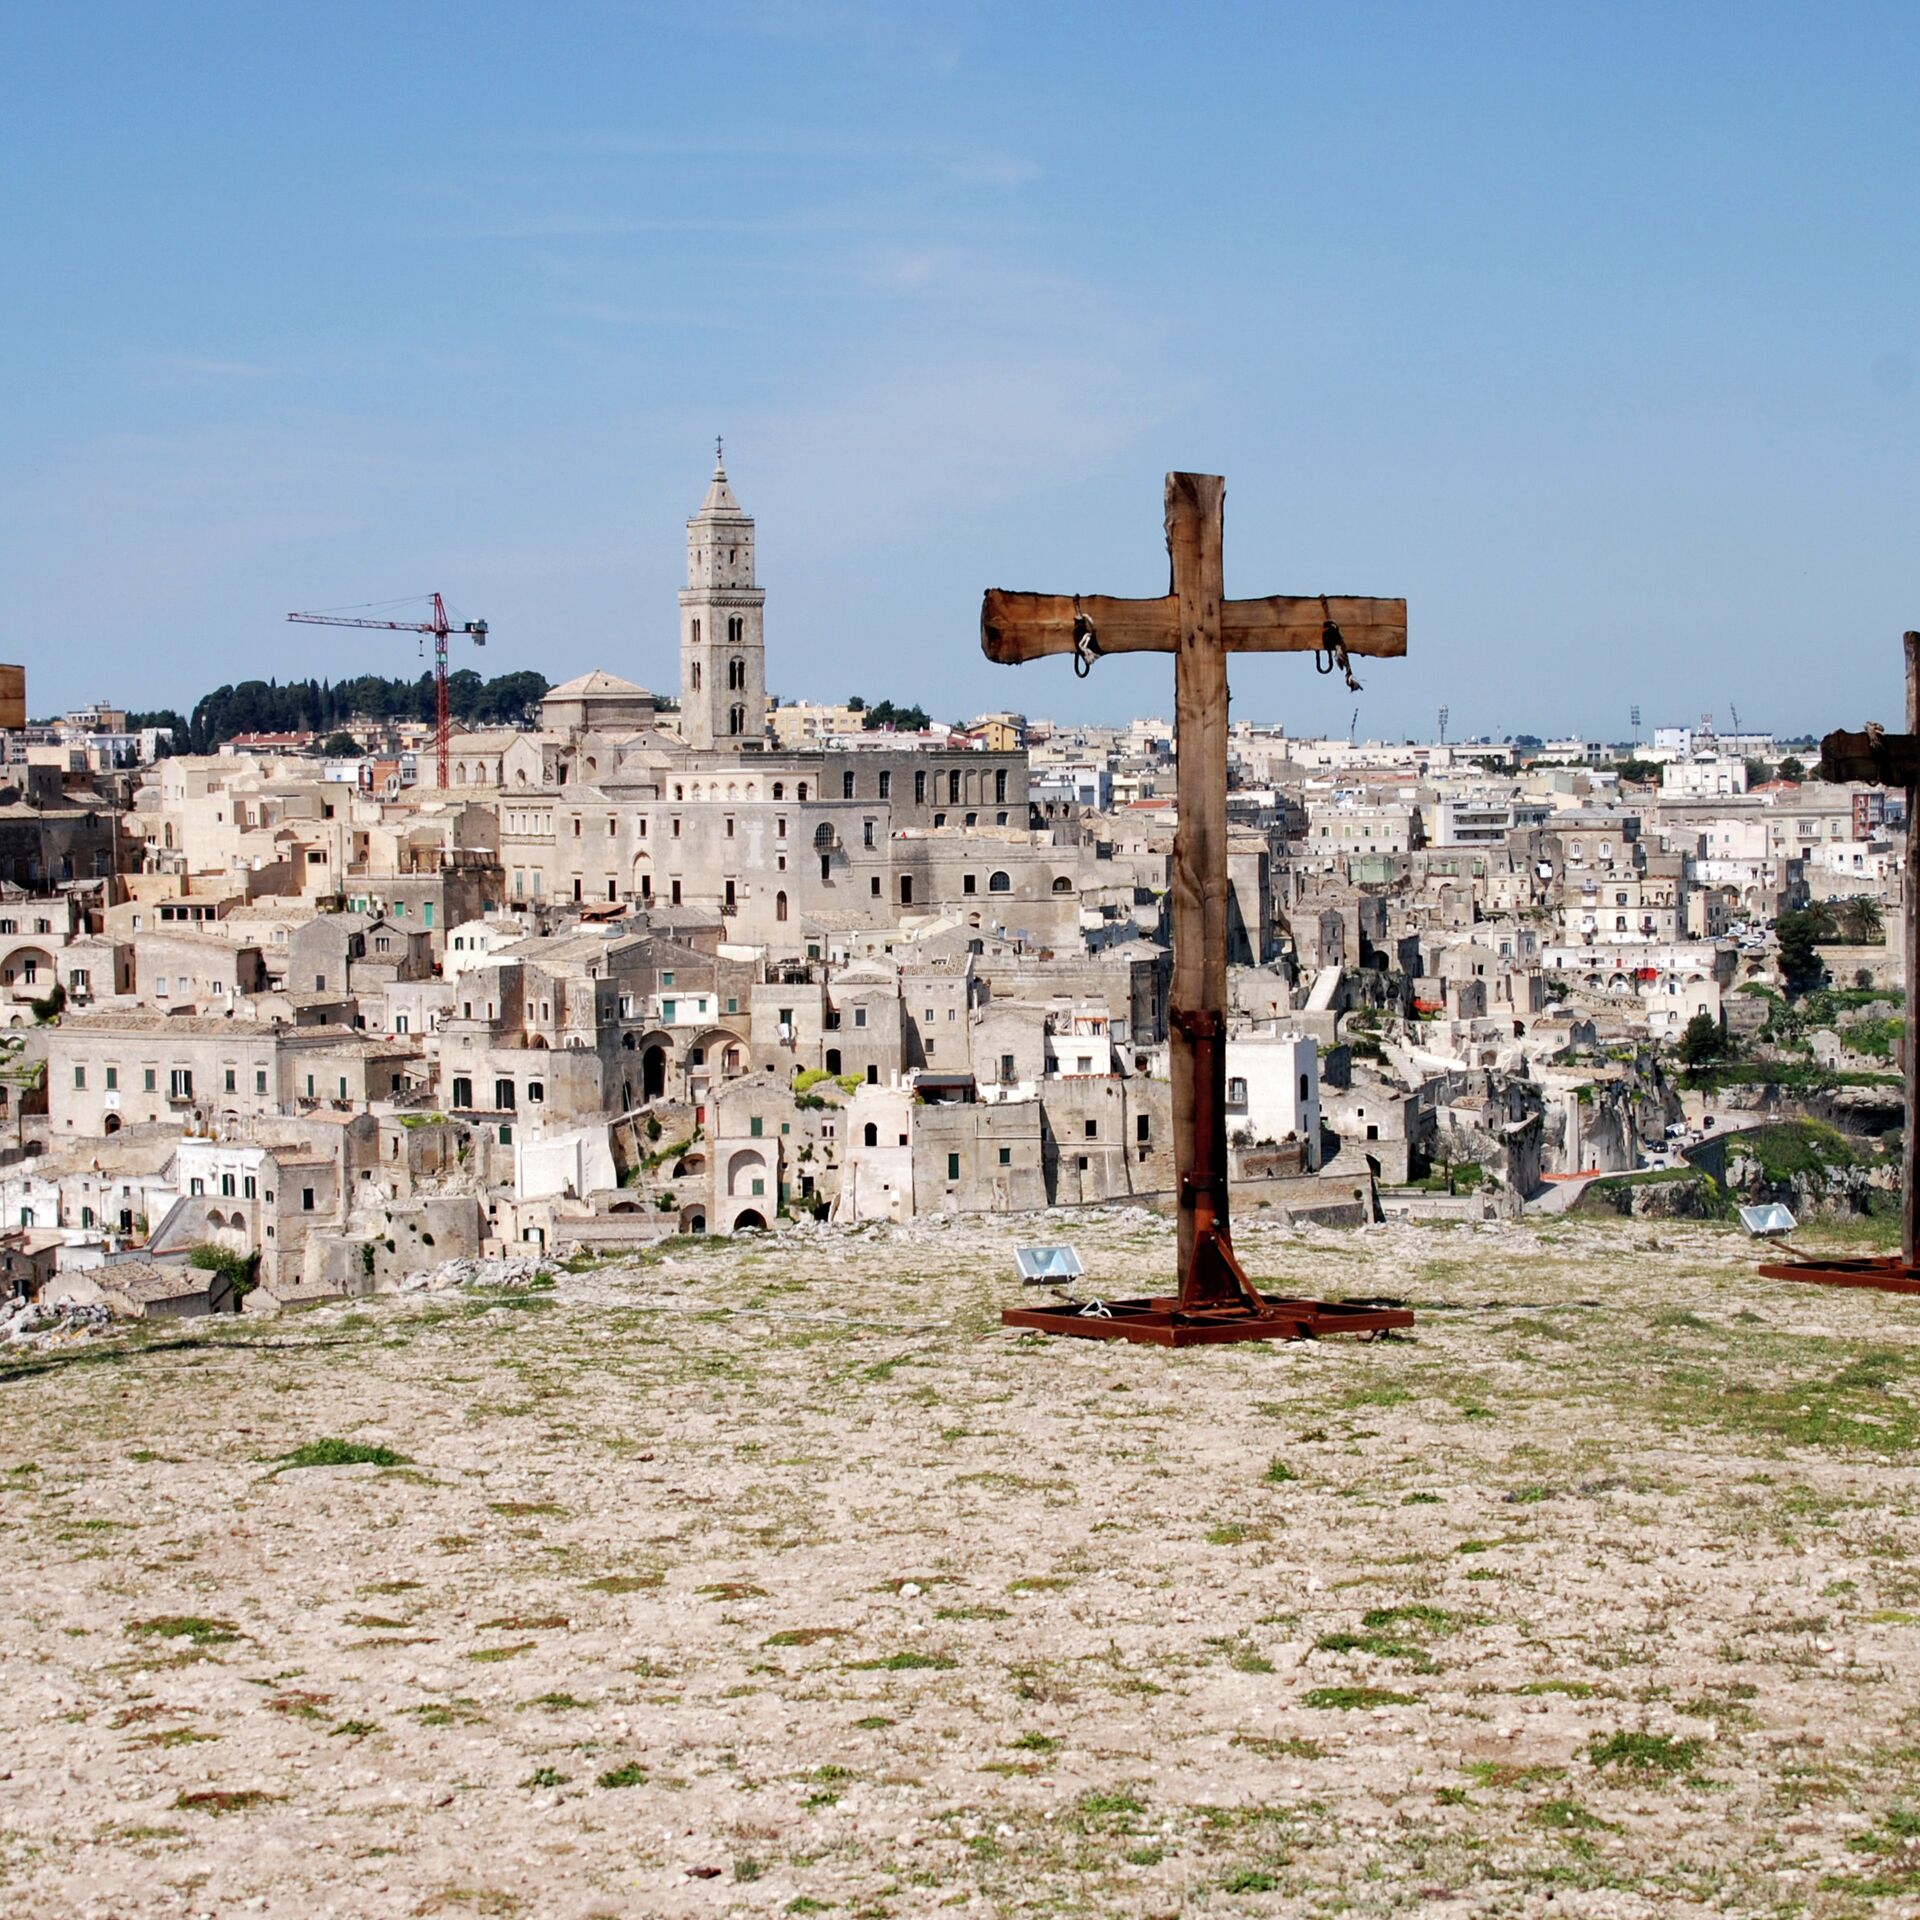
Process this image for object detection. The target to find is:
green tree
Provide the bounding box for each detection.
[1676,1010,1727,1069]
[320,731,362,756]
[188,1242,259,1303]
[1775,907,1831,996]
[1745,757,1773,787]
[1834,897,1884,945]
[1777,755,1806,783]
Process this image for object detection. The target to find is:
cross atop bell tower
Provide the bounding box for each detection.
[678,446,766,750]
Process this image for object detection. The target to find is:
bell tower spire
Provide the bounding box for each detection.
[678,444,766,751]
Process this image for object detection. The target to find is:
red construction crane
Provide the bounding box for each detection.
[287,593,488,789]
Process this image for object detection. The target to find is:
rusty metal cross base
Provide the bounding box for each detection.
[1757,1256,1920,1298]
[1002,1293,1414,1348]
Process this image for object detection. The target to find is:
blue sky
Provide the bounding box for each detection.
[2,2,1915,742]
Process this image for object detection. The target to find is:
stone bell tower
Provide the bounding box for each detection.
[677,445,766,751]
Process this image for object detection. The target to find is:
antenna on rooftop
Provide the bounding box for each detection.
[1437,703,1449,745]
[1349,706,1359,746]
[1630,703,1641,745]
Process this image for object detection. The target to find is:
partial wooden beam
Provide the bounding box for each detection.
[1819,726,1920,789]
[1223,594,1408,659]
[981,591,1177,664]
[980,588,1406,664]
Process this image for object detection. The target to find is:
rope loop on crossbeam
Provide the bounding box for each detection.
[1071,596,1102,677]
[1316,594,1364,693]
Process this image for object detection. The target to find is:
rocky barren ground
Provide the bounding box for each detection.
[3,1210,1919,1919]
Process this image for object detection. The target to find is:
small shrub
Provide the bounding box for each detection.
[596,1762,647,1789]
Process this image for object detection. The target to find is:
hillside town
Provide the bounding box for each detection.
[0,457,1904,1320]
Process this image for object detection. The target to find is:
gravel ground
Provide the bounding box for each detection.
[1,1209,1917,1919]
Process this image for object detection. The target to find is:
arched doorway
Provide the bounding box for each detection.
[732,1210,766,1232]
[103,1113,122,1135]
[642,1045,666,1102]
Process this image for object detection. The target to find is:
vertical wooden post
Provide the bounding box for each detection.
[1165,474,1231,1298]
[1904,630,1918,1269]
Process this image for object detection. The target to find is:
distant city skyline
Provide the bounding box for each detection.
[3,3,1914,738]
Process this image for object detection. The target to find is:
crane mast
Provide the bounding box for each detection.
[286,593,488,788]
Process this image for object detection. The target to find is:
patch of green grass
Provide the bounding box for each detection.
[1205,1634,1275,1674]
[1402,1492,1441,1505]
[582,1573,661,1594]
[1361,1604,1472,1635]
[847,1651,954,1671]
[329,1719,377,1738]
[1263,1458,1296,1484]
[1011,1731,1059,1753]
[1314,1630,1433,1670]
[275,1438,410,1471]
[1518,1679,1595,1698]
[526,1693,590,1711]
[1077,1790,1146,1818]
[127,1615,241,1645]
[129,1726,217,1748]
[406,1698,485,1727]
[1221,1867,1281,1893]
[1205,1521,1268,1546]
[1587,1730,1704,1777]
[1746,1119,1858,1183]
[766,1627,848,1647]
[522,1767,569,1788]
[595,1762,647,1789]
[1530,1798,1620,1832]
[467,1642,534,1664]
[1231,1733,1323,1760]
[1464,1760,1566,1789]
[1303,1685,1419,1710]
[173,1789,272,1816]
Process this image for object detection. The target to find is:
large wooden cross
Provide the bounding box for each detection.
[983,471,1415,1345]
[1761,629,1920,1293]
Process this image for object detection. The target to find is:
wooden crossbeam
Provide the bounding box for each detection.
[981,590,1408,664]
